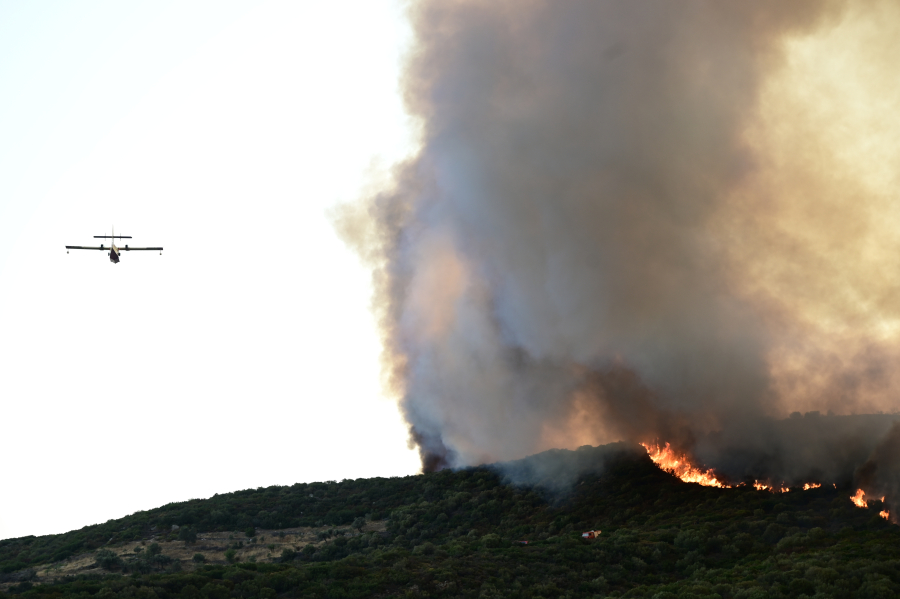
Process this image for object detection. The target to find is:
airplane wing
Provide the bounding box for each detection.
[120,246,163,251]
[65,245,106,250]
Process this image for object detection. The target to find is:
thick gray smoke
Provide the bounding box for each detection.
[336,0,900,480]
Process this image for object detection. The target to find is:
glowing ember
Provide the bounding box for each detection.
[880,510,890,520]
[641,442,727,488]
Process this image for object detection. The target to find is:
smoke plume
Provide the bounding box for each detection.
[335,0,900,480]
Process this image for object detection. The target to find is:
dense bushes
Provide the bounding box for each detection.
[3,445,900,597]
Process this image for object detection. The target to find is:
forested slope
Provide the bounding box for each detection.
[2,443,898,598]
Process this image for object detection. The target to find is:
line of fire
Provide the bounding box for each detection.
[640,442,891,522]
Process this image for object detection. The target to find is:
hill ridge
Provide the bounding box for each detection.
[2,442,899,598]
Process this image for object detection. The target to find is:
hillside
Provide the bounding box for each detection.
[2,442,899,598]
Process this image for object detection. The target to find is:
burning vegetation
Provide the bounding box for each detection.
[753,481,789,493]
[850,489,891,520]
[640,441,808,492]
[640,442,728,488]
[851,488,869,508]
[642,442,893,522]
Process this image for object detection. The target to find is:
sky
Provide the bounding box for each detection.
[0,0,420,541]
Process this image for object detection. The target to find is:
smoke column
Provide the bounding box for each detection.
[335,0,900,479]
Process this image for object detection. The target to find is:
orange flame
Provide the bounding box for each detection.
[641,442,727,488]
[643,443,831,494]
[880,510,890,520]
[850,489,885,508]
[754,480,789,493]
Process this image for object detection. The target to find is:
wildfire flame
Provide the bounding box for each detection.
[641,442,727,488]
[754,481,789,493]
[643,444,895,521]
[642,442,835,496]
[851,489,886,510]
[644,445,895,525]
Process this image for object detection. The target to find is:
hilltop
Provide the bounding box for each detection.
[2,442,899,598]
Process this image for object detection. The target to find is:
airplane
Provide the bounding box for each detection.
[66,227,163,264]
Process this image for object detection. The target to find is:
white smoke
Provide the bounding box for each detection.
[335,0,900,475]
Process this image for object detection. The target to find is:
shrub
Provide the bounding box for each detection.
[94,549,123,571]
[789,578,816,596]
[762,524,786,544]
[675,530,702,550]
[224,548,237,563]
[8,582,32,594]
[480,534,502,548]
[180,584,201,599]
[280,548,297,562]
[201,583,230,599]
[413,542,435,555]
[191,553,206,563]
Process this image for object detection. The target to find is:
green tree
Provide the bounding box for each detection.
[224,548,237,564]
[352,517,366,532]
[94,549,123,571]
[191,553,206,563]
[179,526,198,544]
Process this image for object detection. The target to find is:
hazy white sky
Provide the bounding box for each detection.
[0,0,420,541]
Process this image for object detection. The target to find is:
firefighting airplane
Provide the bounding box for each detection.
[65,228,163,264]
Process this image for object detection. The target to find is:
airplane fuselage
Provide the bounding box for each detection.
[66,229,162,260]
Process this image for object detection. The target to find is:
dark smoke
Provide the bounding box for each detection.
[492,442,641,494]
[855,422,900,519]
[695,413,900,486]
[335,0,900,481]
